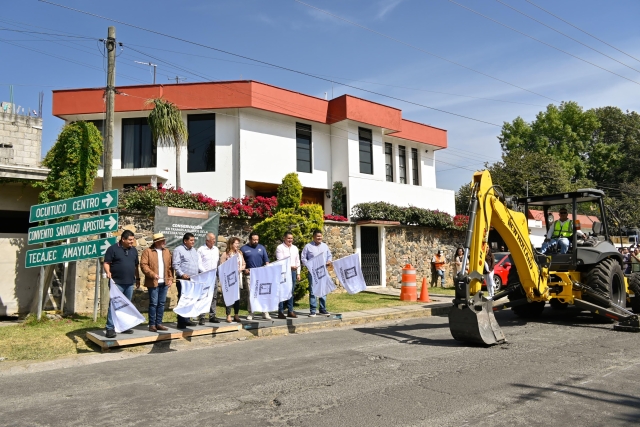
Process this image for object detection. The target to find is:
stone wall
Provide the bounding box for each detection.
[0,112,42,167]
[385,226,464,288]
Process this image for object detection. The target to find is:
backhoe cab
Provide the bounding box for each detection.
[448,170,640,346]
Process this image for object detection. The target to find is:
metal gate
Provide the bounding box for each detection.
[360,227,380,286]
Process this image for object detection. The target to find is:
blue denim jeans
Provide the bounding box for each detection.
[106,283,134,331]
[308,273,326,314]
[541,237,570,254]
[435,269,445,287]
[279,271,297,314]
[148,283,168,326]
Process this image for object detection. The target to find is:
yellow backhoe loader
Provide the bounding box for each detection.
[448,170,640,345]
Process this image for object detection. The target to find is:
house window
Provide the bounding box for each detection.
[296,123,312,173]
[359,127,373,174]
[385,143,393,182]
[187,114,216,173]
[121,118,156,169]
[399,145,407,184]
[411,148,419,185]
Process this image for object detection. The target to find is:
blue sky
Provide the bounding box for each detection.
[2,0,639,192]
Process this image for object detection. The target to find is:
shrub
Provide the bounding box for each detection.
[351,201,469,231]
[276,173,302,210]
[118,185,277,219]
[331,181,344,215]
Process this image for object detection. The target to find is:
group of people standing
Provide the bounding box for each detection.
[103,228,333,338]
[620,246,640,274]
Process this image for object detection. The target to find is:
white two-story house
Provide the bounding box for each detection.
[52,80,454,217]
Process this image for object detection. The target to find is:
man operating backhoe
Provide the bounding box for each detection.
[540,208,585,254]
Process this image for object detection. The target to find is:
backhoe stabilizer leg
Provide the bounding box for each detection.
[573,298,640,332]
[449,300,506,345]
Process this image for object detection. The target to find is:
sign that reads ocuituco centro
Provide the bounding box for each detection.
[29,190,118,222]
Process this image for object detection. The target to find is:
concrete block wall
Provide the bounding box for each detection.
[0,112,43,167]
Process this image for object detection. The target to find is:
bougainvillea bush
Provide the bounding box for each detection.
[324,214,348,222]
[119,185,277,219]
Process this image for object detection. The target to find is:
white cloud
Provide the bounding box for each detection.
[375,0,404,20]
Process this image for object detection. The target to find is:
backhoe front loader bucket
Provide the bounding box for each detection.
[448,301,506,345]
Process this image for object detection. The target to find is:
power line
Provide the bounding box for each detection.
[524,0,640,65]
[494,0,640,74]
[125,42,546,107]
[447,0,640,87]
[292,0,556,102]
[39,1,504,127]
[0,27,94,39]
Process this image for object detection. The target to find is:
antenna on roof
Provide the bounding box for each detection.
[134,61,158,84]
[169,76,186,84]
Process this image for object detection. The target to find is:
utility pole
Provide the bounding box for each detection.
[103,26,116,192]
[96,26,116,321]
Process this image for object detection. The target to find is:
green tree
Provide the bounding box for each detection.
[499,101,600,180]
[276,172,303,210]
[455,182,472,215]
[146,98,188,189]
[35,121,103,205]
[252,174,324,301]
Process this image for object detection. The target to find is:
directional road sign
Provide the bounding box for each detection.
[29,190,118,222]
[26,237,116,268]
[27,214,119,245]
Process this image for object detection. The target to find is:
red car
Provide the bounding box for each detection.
[482,252,512,293]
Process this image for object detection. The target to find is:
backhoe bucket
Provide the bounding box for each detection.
[448,302,506,345]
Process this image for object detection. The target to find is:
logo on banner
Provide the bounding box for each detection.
[111,296,130,311]
[315,266,326,280]
[280,271,287,284]
[197,285,211,302]
[259,283,272,295]
[226,272,237,287]
[343,267,357,280]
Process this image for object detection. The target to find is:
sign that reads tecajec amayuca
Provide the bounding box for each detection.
[154,206,220,249]
[25,237,116,268]
[29,190,118,222]
[27,213,119,245]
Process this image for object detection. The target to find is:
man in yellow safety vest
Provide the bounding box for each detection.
[540,208,584,254]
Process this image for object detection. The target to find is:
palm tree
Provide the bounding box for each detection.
[146,98,188,189]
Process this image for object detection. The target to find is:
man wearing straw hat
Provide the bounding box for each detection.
[140,233,174,332]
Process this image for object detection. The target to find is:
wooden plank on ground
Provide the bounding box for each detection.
[86,323,241,351]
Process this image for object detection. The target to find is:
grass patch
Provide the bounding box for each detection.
[0,292,431,363]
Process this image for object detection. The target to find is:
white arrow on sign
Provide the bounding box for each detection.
[100,240,111,255]
[105,216,117,229]
[102,193,114,207]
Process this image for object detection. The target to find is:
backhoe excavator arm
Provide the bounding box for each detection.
[449,170,547,345]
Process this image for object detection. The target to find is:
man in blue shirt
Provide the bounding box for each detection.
[301,229,333,317]
[172,232,200,329]
[241,232,270,320]
[103,230,140,338]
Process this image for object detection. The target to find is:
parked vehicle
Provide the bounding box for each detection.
[482,252,512,293]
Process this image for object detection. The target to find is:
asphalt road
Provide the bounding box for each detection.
[1,308,639,427]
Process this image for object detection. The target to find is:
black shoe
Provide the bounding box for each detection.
[122,329,134,334]
[319,311,329,315]
[105,329,116,338]
[177,324,188,330]
[198,318,206,325]
[186,320,197,326]
[209,317,220,323]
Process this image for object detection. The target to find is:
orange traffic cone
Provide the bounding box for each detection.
[419,277,431,302]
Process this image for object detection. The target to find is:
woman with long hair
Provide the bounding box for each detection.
[219,236,246,323]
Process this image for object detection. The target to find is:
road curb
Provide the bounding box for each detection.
[248,304,452,337]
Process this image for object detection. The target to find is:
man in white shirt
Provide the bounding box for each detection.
[275,231,300,319]
[197,232,220,324]
[541,208,585,254]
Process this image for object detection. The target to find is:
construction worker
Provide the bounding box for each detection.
[541,208,585,254]
[431,249,447,287]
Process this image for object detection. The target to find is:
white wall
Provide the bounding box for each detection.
[348,176,456,216]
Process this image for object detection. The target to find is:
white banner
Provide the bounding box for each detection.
[219,255,240,307]
[249,264,281,313]
[271,256,293,302]
[332,253,367,294]
[308,252,335,298]
[173,268,216,318]
[109,279,145,333]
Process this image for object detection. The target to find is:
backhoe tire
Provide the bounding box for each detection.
[628,272,640,314]
[507,263,545,318]
[584,259,626,309]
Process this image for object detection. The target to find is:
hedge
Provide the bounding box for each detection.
[351,202,469,231]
